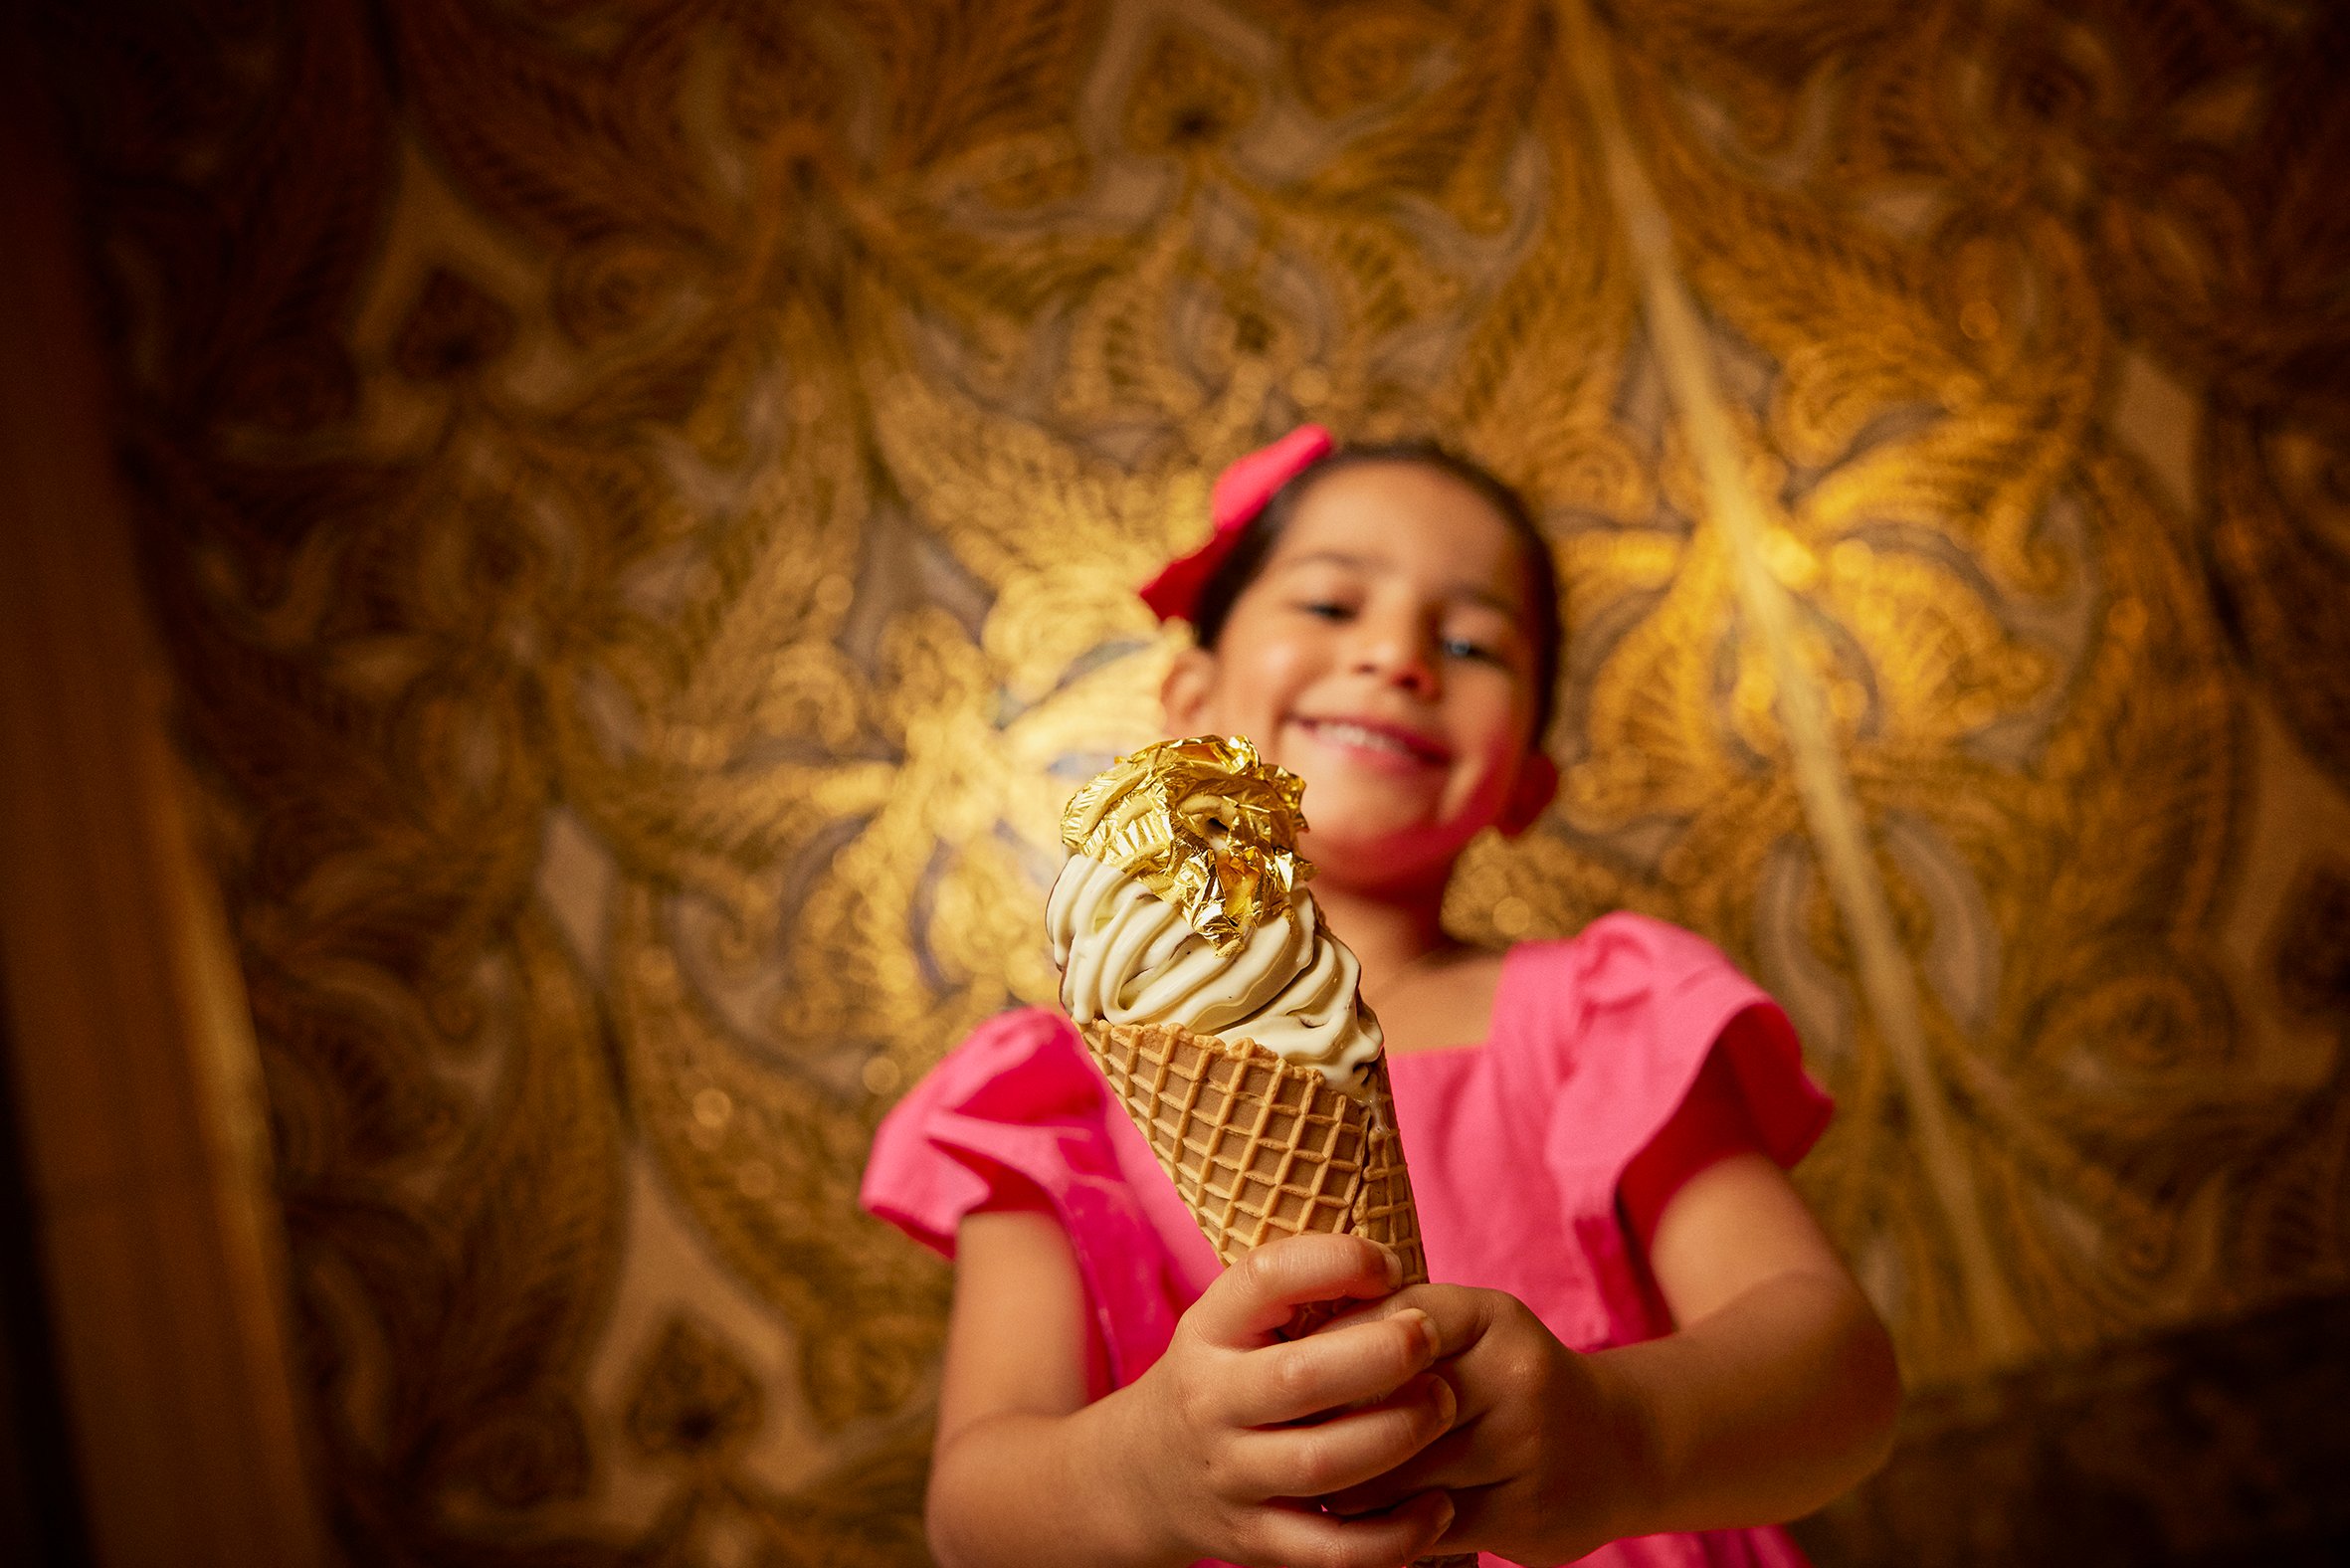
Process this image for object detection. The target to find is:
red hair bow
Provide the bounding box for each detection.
[1139,424,1334,623]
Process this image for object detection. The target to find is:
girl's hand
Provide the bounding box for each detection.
[1319,1285,1638,1566]
[1113,1232,1461,1568]
[1322,1153,1902,1564]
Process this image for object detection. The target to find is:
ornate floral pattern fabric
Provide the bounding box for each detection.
[27,0,2350,1561]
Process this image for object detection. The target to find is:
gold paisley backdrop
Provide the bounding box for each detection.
[30,0,2350,1561]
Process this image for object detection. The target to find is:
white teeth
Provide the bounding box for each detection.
[1312,720,1420,758]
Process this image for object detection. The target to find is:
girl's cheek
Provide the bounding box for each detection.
[1236,640,1312,718]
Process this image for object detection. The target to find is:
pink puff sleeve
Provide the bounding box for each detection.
[1510,913,1833,1343]
[860,1007,1192,1397]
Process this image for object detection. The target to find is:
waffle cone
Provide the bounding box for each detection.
[1077,1020,1429,1299]
[1081,1021,1471,1567]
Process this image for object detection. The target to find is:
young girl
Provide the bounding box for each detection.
[862,426,1901,1568]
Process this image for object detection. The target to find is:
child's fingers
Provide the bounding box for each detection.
[1311,1280,1489,1355]
[1229,1308,1442,1428]
[1333,1469,1521,1561]
[1188,1234,1404,1347]
[1319,1422,1482,1517]
[1226,1372,1457,1501]
[1241,1487,1454,1568]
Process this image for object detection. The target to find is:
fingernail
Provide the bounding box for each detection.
[1402,1307,1437,1359]
[1434,1489,1456,1533]
[1431,1373,1458,1427]
[1382,1246,1405,1288]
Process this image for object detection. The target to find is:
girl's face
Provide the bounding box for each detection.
[1160,461,1555,892]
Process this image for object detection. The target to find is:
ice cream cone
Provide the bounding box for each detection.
[1078,1020,1429,1320]
[1082,1020,1472,1566]
[1055,742,1470,1565]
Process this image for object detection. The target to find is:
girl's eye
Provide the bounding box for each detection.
[1299,600,1353,621]
[1441,636,1499,663]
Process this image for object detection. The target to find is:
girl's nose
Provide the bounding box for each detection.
[1350,613,1441,696]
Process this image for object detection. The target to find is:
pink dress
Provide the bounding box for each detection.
[863,912,1834,1567]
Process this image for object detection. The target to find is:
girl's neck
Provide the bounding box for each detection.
[1310,874,1460,994]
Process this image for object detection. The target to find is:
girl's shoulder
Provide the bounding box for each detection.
[1490,914,1831,1175]
[1498,909,1763,1015]
[900,1004,1094,1117]
[862,1005,1202,1391]
[1383,915,1754,1059]
[860,1006,1107,1255]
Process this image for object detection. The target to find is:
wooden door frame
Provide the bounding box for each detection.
[0,29,328,1568]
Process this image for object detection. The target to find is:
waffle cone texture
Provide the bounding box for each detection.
[1078,1020,1429,1290]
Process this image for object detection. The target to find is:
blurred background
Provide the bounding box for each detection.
[5,0,2349,1563]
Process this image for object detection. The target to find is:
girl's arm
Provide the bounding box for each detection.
[1598,1150,1901,1531]
[1325,1155,1900,1564]
[929,1215,1459,1568]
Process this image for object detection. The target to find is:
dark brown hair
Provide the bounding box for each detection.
[1188,440,1564,744]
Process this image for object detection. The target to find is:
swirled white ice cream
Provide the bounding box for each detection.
[1049,736,1383,1098]
[1048,856,1382,1096]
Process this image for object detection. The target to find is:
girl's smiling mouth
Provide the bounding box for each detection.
[1293,714,1454,768]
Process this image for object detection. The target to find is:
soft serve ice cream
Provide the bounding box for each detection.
[1049,735,1383,1098]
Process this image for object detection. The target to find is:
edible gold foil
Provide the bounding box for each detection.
[1059,735,1309,954]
